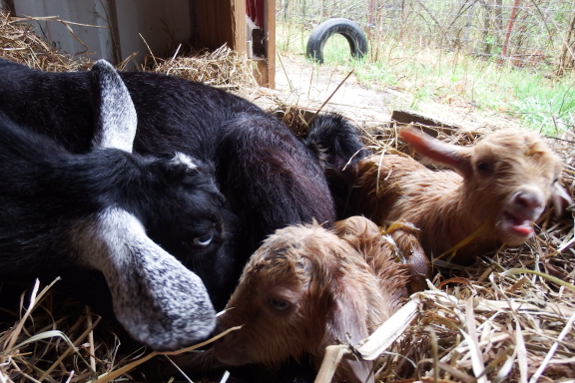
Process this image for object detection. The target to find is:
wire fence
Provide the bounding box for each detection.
[278,0,575,74]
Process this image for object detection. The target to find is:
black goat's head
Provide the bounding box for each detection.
[71,60,219,350]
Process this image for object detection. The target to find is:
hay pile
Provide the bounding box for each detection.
[0,12,90,72]
[0,8,574,383]
[151,45,259,89]
[361,127,575,383]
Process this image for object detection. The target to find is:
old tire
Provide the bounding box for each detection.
[306,18,367,64]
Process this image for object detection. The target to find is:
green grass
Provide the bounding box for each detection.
[277,22,575,135]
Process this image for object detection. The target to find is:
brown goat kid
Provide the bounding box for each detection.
[213,216,408,383]
[348,127,572,286]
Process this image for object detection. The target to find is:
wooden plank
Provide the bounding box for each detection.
[195,0,274,88]
[253,0,275,88]
[195,0,245,52]
[391,109,463,137]
[230,0,246,53]
[265,0,276,88]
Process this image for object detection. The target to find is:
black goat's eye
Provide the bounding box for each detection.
[193,233,213,247]
[477,162,490,172]
[270,298,291,311]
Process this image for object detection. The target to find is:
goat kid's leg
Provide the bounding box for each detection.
[387,224,430,293]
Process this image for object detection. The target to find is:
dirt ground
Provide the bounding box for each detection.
[242,53,575,166]
[247,53,526,134]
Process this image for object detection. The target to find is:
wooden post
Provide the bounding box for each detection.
[195,0,246,53]
[196,0,275,88]
[260,0,276,88]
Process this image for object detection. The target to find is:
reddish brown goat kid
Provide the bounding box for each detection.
[212,216,408,383]
[346,127,572,288]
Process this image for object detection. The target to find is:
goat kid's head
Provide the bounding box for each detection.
[214,222,383,383]
[400,127,571,245]
[78,60,216,350]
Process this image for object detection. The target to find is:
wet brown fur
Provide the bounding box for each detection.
[213,217,408,383]
[350,128,566,274]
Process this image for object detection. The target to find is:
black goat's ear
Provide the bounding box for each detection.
[90,60,138,153]
[83,207,216,350]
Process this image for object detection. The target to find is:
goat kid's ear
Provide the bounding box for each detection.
[327,283,373,383]
[552,182,573,217]
[90,59,138,153]
[399,127,472,176]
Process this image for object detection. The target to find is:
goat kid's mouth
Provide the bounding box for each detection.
[213,332,245,366]
[500,210,535,239]
[213,345,245,366]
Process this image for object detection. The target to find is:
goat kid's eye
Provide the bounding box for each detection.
[270,298,291,311]
[477,162,491,173]
[193,233,213,247]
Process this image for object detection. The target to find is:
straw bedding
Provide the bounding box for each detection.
[0,9,574,383]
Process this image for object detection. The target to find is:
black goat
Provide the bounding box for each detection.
[0,60,218,350]
[0,58,366,310]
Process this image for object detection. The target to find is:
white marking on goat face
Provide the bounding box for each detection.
[171,152,198,170]
[71,207,216,350]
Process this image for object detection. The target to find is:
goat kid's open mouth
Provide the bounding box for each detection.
[501,210,535,238]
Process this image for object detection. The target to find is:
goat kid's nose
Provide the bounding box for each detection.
[213,328,244,365]
[512,188,544,215]
[215,327,237,347]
